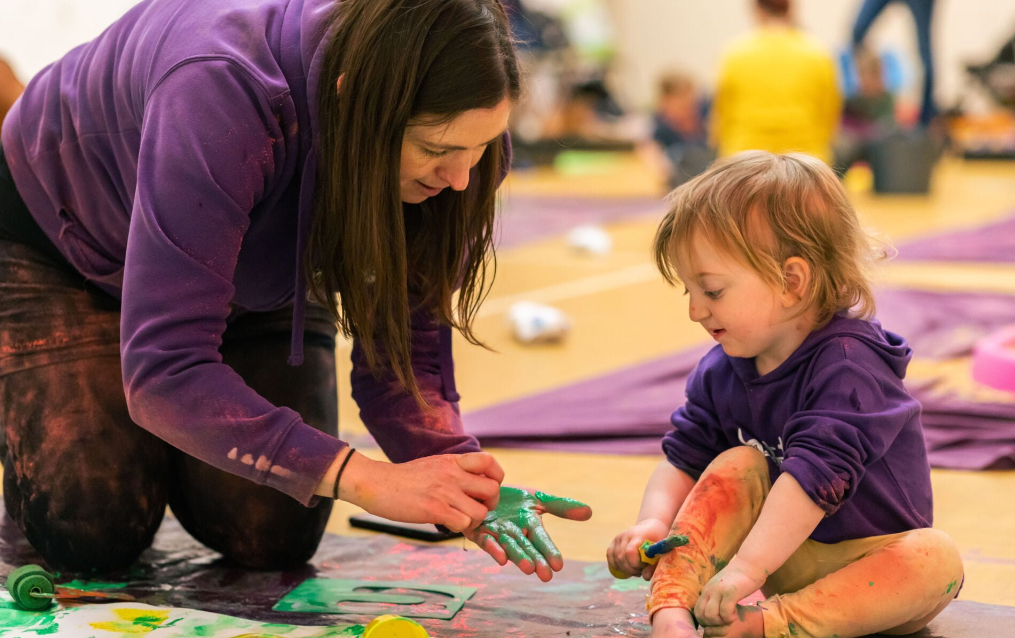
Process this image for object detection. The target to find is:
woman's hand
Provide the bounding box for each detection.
[607,518,671,580]
[337,451,504,532]
[465,487,592,582]
[693,556,767,626]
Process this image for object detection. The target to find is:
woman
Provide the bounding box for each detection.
[712,0,841,163]
[0,0,590,578]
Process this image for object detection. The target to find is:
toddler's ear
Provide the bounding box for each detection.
[781,257,811,306]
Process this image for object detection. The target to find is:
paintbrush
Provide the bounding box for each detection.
[609,534,689,579]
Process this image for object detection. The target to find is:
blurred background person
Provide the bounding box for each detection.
[640,71,715,189]
[712,0,842,164]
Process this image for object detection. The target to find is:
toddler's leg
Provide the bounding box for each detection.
[650,447,771,618]
[760,528,963,638]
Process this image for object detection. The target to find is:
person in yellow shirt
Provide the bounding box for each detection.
[713,0,841,164]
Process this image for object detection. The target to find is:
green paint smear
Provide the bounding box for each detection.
[584,564,606,578]
[946,580,957,594]
[788,622,798,635]
[610,578,649,592]
[709,555,729,572]
[61,579,130,590]
[869,581,874,587]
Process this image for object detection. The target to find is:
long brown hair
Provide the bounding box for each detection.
[307,0,520,407]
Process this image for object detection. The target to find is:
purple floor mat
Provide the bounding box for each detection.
[895,212,1015,263]
[496,194,664,248]
[466,288,1015,470]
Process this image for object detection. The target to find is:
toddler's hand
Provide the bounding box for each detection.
[607,518,670,580]
[694,556,767,626]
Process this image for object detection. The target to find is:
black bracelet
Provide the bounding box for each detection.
[333,448,356,500]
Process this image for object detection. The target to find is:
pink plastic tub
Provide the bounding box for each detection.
[972,325,1015,394]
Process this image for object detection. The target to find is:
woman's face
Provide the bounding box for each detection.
[399,97,511,204]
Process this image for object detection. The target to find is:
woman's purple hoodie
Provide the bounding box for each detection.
[1,0,506,505]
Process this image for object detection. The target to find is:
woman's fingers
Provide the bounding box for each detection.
[456,452,505,483]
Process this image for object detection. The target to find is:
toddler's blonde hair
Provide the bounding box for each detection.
[654,151,887,326]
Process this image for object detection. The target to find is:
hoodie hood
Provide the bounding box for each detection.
[728,314,913,383]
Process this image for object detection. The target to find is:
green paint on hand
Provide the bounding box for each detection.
[946,580,957,595]
[478,487,589,569]
[709,555,729,572]
[734,605,761,622]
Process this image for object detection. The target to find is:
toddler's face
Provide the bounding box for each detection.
[674,234,804,375]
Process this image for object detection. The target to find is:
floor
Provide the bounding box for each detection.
[329,155,1015,609]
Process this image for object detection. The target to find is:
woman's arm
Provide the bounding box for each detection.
[121,60,346,506]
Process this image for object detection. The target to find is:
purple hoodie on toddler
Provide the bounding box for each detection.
[663,314,932,544]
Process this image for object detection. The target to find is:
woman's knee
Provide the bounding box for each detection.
[4,473,164,573]
[169,456,332,571]
[195,500,332,571]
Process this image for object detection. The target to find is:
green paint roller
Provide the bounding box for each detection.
[608,534,690,579]
[5,564,136,610]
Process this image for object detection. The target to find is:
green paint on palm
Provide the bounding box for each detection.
[479,487,590,567]
[534,491,588,516]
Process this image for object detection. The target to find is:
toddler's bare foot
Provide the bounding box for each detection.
[701,604,763,638]
[652,607,699,637]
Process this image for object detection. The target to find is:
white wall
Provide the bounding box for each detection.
[609,0,1015,112]
[0,0,143,80]
[2,0,1013,113]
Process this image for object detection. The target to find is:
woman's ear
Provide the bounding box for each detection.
[335,73,345,95]
[781,257,811,307]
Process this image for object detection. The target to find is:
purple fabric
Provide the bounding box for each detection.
[496,194,664,248]
[466,288,1015,471]
[895,212,1015,262]
[0,0,499,506]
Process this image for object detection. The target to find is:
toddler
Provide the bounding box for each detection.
[607,151,962,638]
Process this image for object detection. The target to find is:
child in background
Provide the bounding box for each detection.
[643,72,714,189]
[834,46,898,175]
[607,151,962,638]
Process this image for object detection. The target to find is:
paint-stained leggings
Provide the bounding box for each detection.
[0,237,339,574]
[649,447,964,638]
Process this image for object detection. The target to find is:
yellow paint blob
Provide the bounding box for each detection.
[89,608,170,634]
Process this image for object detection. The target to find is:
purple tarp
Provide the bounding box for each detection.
[895,212,1015,263]
[465,288,1015,470]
